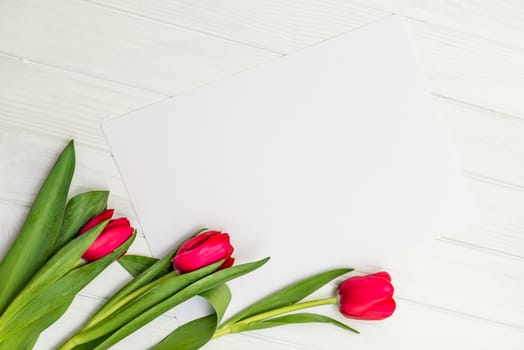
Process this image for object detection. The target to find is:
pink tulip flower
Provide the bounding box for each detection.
[78,209,134,262]
[173,230,234,273]
[337,271,396,320]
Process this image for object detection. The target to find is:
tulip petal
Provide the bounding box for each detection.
[79,209,114,234]
[178,231,220,252]
[83,224,134,262]
[220,257,235,270]
[343,298,396,320]
[173,231,234,273]
[369,271,391,282]
[104,217,131,231]
[339,276,394,300]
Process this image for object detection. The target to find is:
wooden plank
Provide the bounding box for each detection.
[407,20,524,118]
[384,239,524,327]
[72,0,524,117]
[455,178,524,258]
[0,54,162,150]
[361,0,524,49]
[437,96,524,188]
[0,0,277,95]
[83,0,388,53]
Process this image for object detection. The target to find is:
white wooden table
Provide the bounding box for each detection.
[1,1,523,349]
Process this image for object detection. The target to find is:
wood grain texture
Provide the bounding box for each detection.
[362,0,524,49]
[0,0,277,95]
[85,0,389,53]
[0,53,162,150]
[438,96,524,188]
[1,0,523,348]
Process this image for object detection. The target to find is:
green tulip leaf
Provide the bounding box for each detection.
[240,312,359,334]
[0,232,136,342]
[52,190,109,253]
[59,260,225,349]
[0,328,40,349]
[0,296,74,349]
[153,284,232,350]
[66,334,113,350]
[92,258,269,350]
[201,283,231,324]
[0,141,75,314]
[60,257,269,350]
[24,334,39,350]
[25,335,39,350]
[118,255,160,276]
[118,253,232,350]
[221,268,352,328]
[92,228,207,324]
[0,220,109,326]
[154,314,217,350]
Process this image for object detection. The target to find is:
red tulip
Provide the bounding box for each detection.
[173,230,234,273]
[78,209,134,262]
[337,271,395,320]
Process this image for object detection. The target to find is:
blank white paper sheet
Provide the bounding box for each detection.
[104,16,468,322]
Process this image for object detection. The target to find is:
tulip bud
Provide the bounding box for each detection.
[78,209,134,262]
[337,271,396,320]
[173,230,234,273]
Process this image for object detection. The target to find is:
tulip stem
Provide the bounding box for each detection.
[213,297,337,339]
[85,271,178,328]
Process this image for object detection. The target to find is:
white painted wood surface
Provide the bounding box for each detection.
[0,1,523,349]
